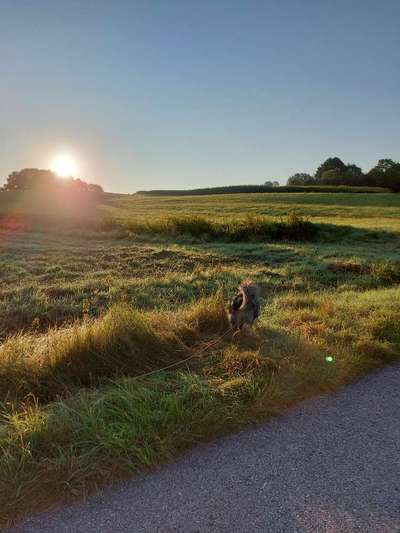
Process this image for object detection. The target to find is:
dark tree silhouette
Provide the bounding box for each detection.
[287,173,316,186]
[3,169,55,191]
[384,163,400,192]
[283,157,400,190]
[2,168,104,196]
[315,157,347,179]
[367,159,400,191]
[320,168,343,185]
[344,164,363,184]
[372,159,397,173]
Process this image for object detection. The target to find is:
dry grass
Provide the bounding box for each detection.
[0,294,229,404]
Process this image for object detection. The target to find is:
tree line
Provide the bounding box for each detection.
[0,168,103,196]
[287,157,400,191]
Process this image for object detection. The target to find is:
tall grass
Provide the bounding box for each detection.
[120,213,317,241]
[1,287,400,527]
[0,294,229,404]
[102,213,394,244]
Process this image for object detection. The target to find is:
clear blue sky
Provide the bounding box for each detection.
[1,0,399,192]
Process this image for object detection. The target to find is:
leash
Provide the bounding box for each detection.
[128,327,233,383]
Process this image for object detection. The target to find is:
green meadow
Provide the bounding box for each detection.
[1,190,400,526]
[104,190,400,227]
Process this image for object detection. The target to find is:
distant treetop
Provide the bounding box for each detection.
[286,157,400,192]
[315,157,347,179]
[287,173,316,186]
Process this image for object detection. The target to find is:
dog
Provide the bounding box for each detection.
[228,279,261,333]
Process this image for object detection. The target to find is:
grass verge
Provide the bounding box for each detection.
[1,287,400,527]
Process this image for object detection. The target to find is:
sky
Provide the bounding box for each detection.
[1,0,399,193]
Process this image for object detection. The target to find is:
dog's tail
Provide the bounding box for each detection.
[239,279,260,308]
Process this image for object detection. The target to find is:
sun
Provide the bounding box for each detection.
[50,155,78,178]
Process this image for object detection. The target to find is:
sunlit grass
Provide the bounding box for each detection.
[102,191,400,225]
[0,294,228,404]
[1,189,400,526]
[1,287,400,526]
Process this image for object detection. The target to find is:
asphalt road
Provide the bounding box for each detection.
[13,365,400,533]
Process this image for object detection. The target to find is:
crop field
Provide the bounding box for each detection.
[1,190,400,526]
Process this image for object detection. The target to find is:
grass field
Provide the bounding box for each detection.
[1,190,400,526]
[104,191,400,226]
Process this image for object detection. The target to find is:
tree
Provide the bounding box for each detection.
[264,181,273,187]
[320,168,343,185]
[3,168,55,191]
[385,163,400,192]
[287,173,316,186]
[367,159,400,190]
[344,164,363,185]
[272,181,280,187]
[1,168,104,195]
[372,159,397,173]
[315,157,347,180]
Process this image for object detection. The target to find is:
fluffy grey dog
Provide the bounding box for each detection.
[228,279,261,332]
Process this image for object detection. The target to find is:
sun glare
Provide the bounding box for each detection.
[51,156,78,178]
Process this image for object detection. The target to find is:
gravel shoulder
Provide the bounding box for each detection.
[12,365,400,533]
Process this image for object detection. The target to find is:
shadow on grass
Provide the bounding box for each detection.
[315,222,400,243]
